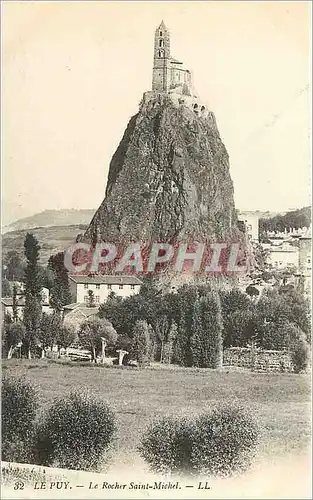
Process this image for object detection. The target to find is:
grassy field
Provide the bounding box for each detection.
[2,360,311,472]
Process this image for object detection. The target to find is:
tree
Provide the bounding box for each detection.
[154,315,169,362]
[259,207,311,235]
[255,287,311,348]
[56,324,76,354]
[2,278,12,297]
[252,243,270,271]
[277,286,311,339]
[274,320,310,371]
[87,290,96,308]
[4,251,24,281]
[172,317,189,366]
[37,313,61,358]
[224,309,260,348]
[170,284,212,367]
[3,322,26,359]
[290,334,310,373]
[220,289,252,347]
[220,288,252,317]
[23,233,43,358]
[98,285,176,340]
[78,317,117,362]
[163,321,178,364]
[23,297,42,358]
[131,320,152,367]
[99,293,135,336]
[246,285,260,298]
[47,252,72,312]
[190,292,223,368]
[12,284,19,323]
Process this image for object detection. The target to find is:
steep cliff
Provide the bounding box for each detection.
[85,93,239,246]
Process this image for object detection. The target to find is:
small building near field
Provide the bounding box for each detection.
[63,303,100,332]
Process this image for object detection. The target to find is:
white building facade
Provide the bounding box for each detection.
[238,211,260,242]
[266,244,299,270]
[1,287,53,320]
[69,275,143,305]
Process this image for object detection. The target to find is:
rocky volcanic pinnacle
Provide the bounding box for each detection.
[84,93,239,246]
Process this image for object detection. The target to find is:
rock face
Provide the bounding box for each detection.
[85,93,239,246]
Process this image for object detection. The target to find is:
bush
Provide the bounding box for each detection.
[139,405,259,477]
[290,337,310,373]
[2,375,38,462]
[33,390,116,471]
[131,320,152,367]
[138,416,197,475]
[191,404,259,477]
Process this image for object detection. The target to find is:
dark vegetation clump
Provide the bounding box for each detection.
[33,391,116,471]
[2,375,38,462]
[139,404,259,477]
[138,416,197,475]
[191,404,259,477]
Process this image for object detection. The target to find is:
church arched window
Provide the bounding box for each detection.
[159,39,164,47]
[160,31,163,36]
[158,50,164,58]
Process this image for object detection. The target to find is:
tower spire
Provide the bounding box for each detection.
[152,21,171,92]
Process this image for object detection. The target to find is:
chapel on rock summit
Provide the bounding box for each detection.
[152,21,197,97]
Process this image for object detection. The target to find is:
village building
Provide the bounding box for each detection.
[297,226,311,294]
[63,303,100,332]
[1,287,53,320]
[238,211,260,242]
[69,275,143,304]
[266,242,299,270]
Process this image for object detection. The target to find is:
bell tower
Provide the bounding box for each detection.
[152,21,171,92]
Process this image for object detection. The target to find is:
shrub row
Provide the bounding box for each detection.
[2,376,116,471]
[139,406,259,477]
[2,376,259,477]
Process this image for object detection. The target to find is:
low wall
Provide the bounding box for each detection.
[223,347,292,373]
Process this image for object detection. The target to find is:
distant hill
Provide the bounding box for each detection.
[259,206,311,234]
[2,209,96,234]
[2,225,87,265]
[238,209,287,219]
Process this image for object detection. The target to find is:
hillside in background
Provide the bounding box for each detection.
[2,209,95,234]
[2,225,87,265]
[259,206,311,234]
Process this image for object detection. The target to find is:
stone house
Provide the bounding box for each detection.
[62,303,100,332]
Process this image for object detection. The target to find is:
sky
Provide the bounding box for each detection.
[2,1,311,225]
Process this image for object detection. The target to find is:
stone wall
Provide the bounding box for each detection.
[223,347,292,373]
[142,91,212,119]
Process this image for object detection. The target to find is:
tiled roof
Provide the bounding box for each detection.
[170,57,183,64]
[1,298,25,306]
[69,275,143,285]
[63,302,82,311]
[1,298,50,307]
[63,303,100,317]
